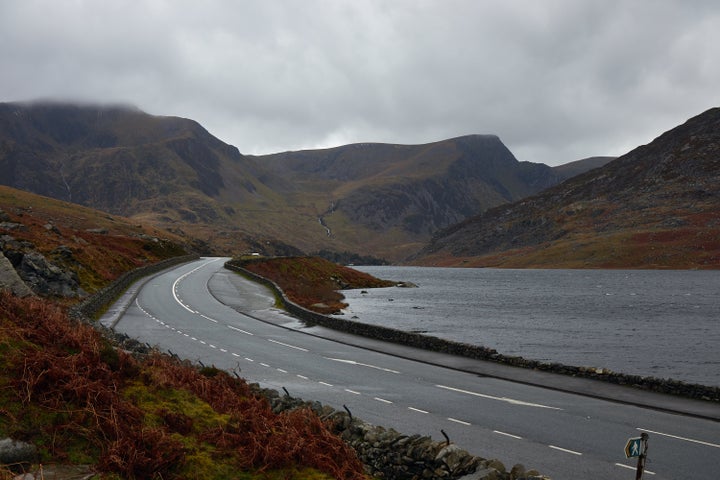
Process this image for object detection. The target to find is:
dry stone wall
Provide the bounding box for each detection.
[224,260,720,403]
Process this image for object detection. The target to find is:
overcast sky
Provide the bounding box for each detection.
[2,1,719,165]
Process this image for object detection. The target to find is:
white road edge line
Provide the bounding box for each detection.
[637,427,720,448]
[494,430,522,440]
[268,338,309,352]
[171,258,222,313]
[436,384,562,410]
[549,445,582,456]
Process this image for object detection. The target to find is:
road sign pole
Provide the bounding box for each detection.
[635,432,649,480]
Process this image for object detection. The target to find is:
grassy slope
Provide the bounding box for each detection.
[0,186,188,294]
[240,256,396,314]
[0,190,366,479]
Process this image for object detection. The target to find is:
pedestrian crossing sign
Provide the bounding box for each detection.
[625,437,642,458]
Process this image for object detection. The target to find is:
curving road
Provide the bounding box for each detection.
[105,258,720,479]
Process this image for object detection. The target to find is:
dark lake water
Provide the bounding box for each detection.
[340,267,720,387]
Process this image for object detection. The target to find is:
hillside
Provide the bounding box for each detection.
[237,256,396,314]
[412,108,720,268]
[0,185,189,297]
[0,189,366,479]
[1,101,601,262]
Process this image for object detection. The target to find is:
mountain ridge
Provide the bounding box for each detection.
[412,107,720,268]
[0,100,613,261]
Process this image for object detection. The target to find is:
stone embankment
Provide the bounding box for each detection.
[225,260,720,403]
[259,387,546,480]
[69,254,198,320]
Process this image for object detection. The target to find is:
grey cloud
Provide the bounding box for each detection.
[1,0,719,165]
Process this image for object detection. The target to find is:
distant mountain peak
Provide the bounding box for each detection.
[412,106,720,268]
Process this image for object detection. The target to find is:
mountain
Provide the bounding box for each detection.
[412,108,720,268]
[0,101,302,254]
[0,101,601,261]
[551,156,615,178]
[255,135,587,258]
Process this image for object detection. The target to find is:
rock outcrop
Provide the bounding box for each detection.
[0,235,85,298]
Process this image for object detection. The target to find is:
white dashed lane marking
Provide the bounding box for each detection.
[549,445,582,456]
[448,417,471,426]
[268,338,309,352]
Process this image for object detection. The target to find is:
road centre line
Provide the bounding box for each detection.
[436,384,562,410]
[615,463,656,475]
[345,389,361,395]
[200,314,218,323]
[268,338,309,352]
[374,397,393,404]
[549,445,582,456]
[324,357,400,374]
[227,325,254,335]
[297,375,309,380]
[448,417,471,426]
[494,430,523,440]
[637,427,720,448]
[319,381,334,387]
[408,407,429,414]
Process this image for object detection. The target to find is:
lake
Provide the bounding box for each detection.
[340,267,720,387]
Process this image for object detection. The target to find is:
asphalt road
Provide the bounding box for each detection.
[105,258,720,479]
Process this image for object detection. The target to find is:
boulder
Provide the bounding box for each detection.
[0,253,33,297]
[0,438,37,471]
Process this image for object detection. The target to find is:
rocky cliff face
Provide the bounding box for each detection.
[0,102,284,220]
[259,134,572,237]
[414,107,720,268]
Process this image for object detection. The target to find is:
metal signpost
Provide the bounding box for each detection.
[624,433,649,479]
